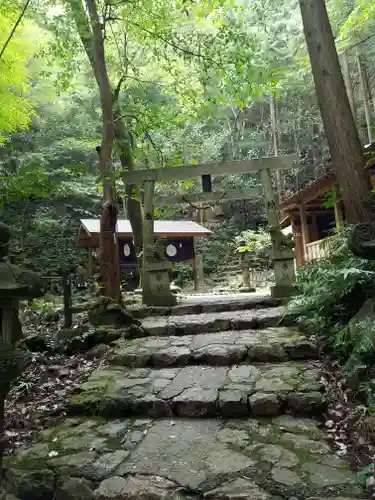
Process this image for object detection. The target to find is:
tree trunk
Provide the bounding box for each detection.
[363,60,375,118]
[356,48,373,144]
[340,51,356,120]
[85,0,120,300]
[270,93,282,202]
[112,105,144,253]
[298,0,374,224]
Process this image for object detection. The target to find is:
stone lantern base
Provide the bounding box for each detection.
[271,249,296,299]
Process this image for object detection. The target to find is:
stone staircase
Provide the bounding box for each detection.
[5,294,367,500]
[209,264,242,292]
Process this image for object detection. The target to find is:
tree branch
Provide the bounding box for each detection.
[0,0,31,60]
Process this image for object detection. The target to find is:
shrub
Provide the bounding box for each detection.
[288,228,375,374]
[234,228,272,270]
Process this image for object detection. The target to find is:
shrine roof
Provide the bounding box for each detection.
[79,219,212,238]
[280,170,336,213]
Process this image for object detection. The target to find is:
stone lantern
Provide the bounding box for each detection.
[0,222,43,497]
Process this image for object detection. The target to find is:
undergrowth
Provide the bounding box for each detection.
[289,227,375,376]
[288,228,375,479]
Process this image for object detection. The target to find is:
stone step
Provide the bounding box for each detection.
[130,294,280,319]
[213,270,241,279]
[70,362,325,419]
[138,306,290,338]
[109,327,317,368]
[6,416,365,499]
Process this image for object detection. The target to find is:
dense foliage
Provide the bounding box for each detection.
[0,0,375,279]
[289,228,375,382]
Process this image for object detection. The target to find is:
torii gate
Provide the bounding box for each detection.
[122,154,297,306]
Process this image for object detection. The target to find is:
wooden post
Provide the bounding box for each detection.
[299,201,309,259]
[193,254,204,292]
[142,180,155,305]
[63,275,73,328]
[270,93,282,202]
[334,200,344,230]
[310,214,319,242]
[193,237,204,292]
[88,248,93,276]
[292,218,305,267]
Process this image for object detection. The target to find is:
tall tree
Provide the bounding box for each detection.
[299,0,374,223]
[68,0,121,299]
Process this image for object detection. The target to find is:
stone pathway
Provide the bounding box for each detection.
[4,294,367,499]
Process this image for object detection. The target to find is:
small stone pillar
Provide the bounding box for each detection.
[260,168,296,298]
[142,181,176,307]
[271,248,296,298]
[143,239,176,307]
[239,252,255,293]
[0,222,43,496]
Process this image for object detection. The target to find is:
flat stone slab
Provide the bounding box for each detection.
[70,361,325,418]
[138,306,288,337]
[130,293,281,318]
[5,416,366,499]
[109,327,317,368]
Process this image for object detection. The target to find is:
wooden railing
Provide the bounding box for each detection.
[305,236,333,263]
[249,269,275,284]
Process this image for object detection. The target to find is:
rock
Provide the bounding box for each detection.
[271,467,302,486]
[24,334,48,352]
[86,344,111,360]
[64,327,121,355]
[132,395,171,418]
[174,388,218,417]
[4,468,55,500]
[247,344,287,362]
[88,299,141,328]
[95,475,182,500]
[55,477,95,500]
[302,463,356,487]
[280,433,330,454]
[94,476,128,499]
[227,365,260,384]
[285,340,317,359]
[123,324,147,339]
[56,327,83,342]
[218,390,249,417]
[153,347,191,367]
[48,451,97,476]
[249,392,281,416]
[258,444,299,468]
[287,392,325,415]
[193,345,246,365]
[89,450,130,480]
[204,477,271,499]
[216,428,250,448]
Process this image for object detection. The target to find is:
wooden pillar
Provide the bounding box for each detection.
[291,218,305,267]
[88,248,93,276]
[299,202,309,260]
[334,200,344,230]
[63,275,73,328]
[310,214,319,242]
[193,237,204,292]
[142,180,155,305]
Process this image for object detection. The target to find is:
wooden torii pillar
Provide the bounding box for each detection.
[123,154,296,305]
